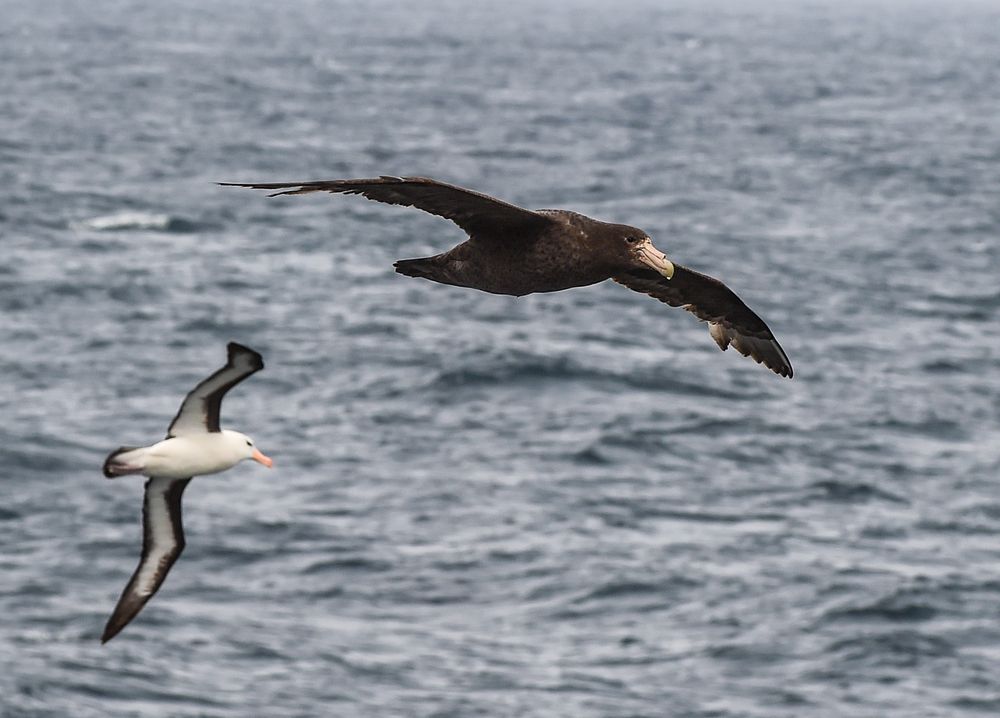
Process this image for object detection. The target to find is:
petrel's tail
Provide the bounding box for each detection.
[393,257,438,280]
[102,446,146,478]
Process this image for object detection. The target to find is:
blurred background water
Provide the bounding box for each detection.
[2,0,1000,715]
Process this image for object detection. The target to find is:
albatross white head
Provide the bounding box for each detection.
[224,429,274,468]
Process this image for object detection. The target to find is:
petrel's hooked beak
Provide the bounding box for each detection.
[637,239,675,279]
[252,448,274,468]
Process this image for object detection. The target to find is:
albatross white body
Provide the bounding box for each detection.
[100,342,272,644]
[106,430,271,480]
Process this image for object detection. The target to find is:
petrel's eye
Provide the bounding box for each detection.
[626,235,641,244]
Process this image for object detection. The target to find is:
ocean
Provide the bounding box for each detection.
[2,0,1000,715]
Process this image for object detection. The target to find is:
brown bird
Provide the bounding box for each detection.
[222,176,792,377]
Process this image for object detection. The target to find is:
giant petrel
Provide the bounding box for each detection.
[224,177,792,377]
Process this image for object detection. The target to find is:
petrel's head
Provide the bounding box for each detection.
[223,430,273,468]
[614,225,675,279]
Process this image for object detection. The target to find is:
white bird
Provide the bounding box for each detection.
[101,342,273,643]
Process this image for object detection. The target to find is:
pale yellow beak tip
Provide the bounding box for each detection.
[638,240,674,280]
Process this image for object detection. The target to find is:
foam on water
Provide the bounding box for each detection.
[73,212,174,232]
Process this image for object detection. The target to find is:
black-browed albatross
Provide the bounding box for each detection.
[223,176,792,377]
[100,342,273,643]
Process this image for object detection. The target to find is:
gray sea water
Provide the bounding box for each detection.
[2,0,1000,715]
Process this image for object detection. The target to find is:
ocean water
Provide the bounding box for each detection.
[2,0,1000,715]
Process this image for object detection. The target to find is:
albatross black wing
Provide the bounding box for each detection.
[166,342,263,438]
[220,176,553,241]
[613,264,793,378]
[102,477,191,643]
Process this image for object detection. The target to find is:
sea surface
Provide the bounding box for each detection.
[2,1,1000,716]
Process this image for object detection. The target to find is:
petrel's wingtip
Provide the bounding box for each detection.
[216,181,297,197]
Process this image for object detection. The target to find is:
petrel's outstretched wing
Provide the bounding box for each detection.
[613,264,793,378]
[166,343,263,437]
[220,176,553,241]
[101,477,191,643]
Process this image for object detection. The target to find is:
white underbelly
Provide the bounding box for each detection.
[141,436,241,479]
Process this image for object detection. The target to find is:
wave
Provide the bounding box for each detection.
[825,630,955,664]
[807,480,907,505]
[427,352,752,399]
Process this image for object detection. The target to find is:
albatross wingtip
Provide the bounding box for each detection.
[100,616,125,644]
[226,342,264,370]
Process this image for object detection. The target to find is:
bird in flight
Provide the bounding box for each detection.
[101,342,273,643]
[223,176,792,377]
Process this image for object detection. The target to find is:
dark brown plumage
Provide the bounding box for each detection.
[222,176,792,377]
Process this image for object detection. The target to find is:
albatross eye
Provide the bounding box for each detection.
[246,440,253,447]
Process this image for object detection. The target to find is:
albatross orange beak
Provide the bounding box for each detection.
[638,239,675,279]
[251,448,273,468]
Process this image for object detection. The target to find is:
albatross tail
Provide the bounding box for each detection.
[102,446,147,478]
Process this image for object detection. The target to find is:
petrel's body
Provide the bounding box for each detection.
[223,176,792,377]
[101,342,273,643]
